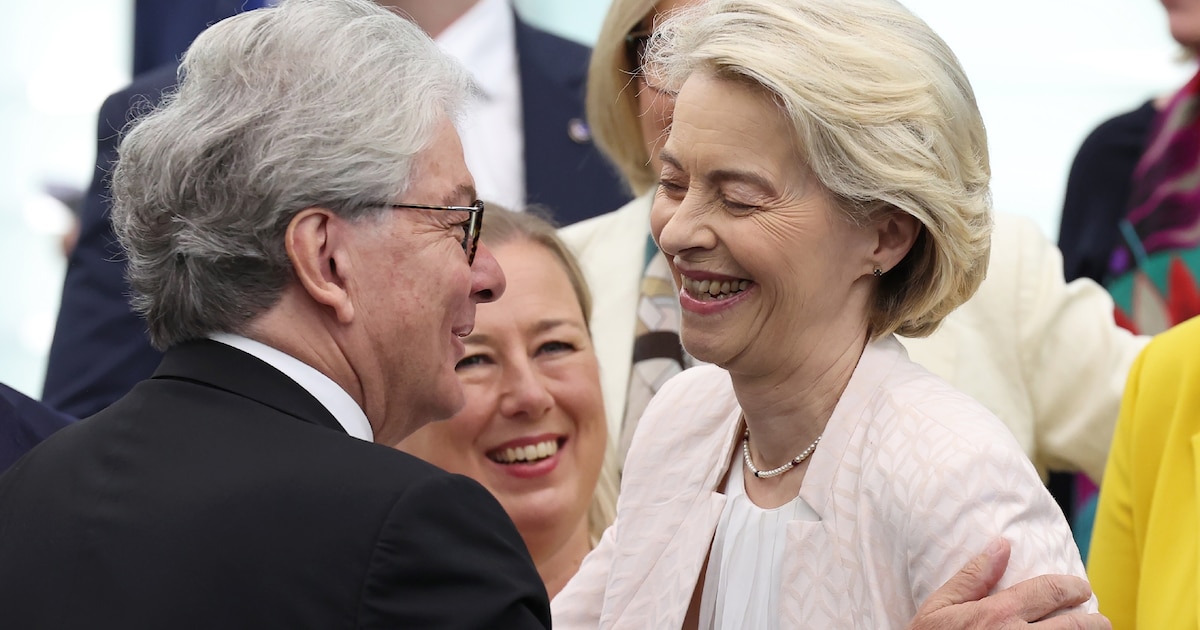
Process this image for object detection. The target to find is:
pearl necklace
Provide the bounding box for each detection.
[742,428,822,479]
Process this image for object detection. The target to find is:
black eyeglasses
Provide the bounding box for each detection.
[383,199,485,265]
[625,29,652,78]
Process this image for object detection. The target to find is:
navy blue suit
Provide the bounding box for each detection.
[0,384,75,473]
[514,18,630,223]
[42,64,177,418]
[43,18,627,418]
[133,0,266,75]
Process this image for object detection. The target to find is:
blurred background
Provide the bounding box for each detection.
[1,0,1191,397]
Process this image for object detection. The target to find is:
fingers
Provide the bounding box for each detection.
[1029,612,1112,630]
[1002,574,1093,621]
[916,538,1010,615]
[908,538,1106,630]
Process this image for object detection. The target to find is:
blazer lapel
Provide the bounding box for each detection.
[606,399,743,628]
[578,194,654,437]
[152,340,345,435]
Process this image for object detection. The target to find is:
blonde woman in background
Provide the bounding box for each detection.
[398,206,617,598]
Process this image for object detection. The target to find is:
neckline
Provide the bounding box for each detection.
[726,457,804,515]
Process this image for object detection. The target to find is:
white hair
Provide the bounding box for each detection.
[111,0,474,349]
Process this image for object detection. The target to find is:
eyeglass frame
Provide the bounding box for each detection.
[380,199,485,265]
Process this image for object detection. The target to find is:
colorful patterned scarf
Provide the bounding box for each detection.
[1107,70,1200,334]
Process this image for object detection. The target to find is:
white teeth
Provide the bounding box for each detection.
[682,276,750,301]
[489,440,560,464]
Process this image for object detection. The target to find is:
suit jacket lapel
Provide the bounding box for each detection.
[152,340,345,435]
[607,397,742,627]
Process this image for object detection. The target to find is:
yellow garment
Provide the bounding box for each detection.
[1089,315,1200,629]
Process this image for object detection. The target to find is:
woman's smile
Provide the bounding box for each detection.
[680,276,752,301]
[485,434,569,480]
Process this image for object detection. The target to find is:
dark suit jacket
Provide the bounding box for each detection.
[42,16,628,419]
[42,63,178,418]
[1,341,550,629]
[0,384,75,473]
[514,17,630,223]
[133,0,265,75]
[1058,100,1157,284]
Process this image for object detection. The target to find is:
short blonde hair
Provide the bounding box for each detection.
[478,205,618,544]
[586,0,661,194]
[650,0,993,338]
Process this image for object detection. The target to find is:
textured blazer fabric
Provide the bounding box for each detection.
[552,336,1094,629]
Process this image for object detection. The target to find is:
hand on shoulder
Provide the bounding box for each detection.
[909,539,1110,630]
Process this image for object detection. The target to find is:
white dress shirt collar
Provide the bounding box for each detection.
[208,333,374,442]
[436,0,516,101]
[435,0,525,210]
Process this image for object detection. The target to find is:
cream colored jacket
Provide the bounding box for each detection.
[551,337,1094,628]
[560,193,1146,481]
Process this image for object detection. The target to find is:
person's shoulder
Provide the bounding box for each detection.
[857,353,1044,516]
[0,387,77,472]
[513,13,593,89]
[0,384,74,436]
[301,429,456,489]
[975,211,1045,277]
[972,211,1051,294]
[98,63,180,132]
[636,366,732,430]
[513,14,590,61]
[559,193,650,250]
[1145,314,1200,359]
[870,346,1017,448]
[1135,315,1200,382]
[1076,100,1157,156]
[989,210,1042,245]
[121,63,179,99]
[102,376,456,495]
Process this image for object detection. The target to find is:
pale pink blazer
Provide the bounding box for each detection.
[552,336,1095,629]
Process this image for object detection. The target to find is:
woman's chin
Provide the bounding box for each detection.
[504,497,580,543]
[680,335,732,368]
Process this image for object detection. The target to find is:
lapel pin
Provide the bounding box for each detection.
[568,118,591,144]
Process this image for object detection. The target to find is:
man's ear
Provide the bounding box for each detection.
[286,208,355,324]
[869,211,920,276]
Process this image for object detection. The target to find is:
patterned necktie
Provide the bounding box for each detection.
[620,235,686,464]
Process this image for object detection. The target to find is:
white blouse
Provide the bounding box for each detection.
[699,459,820,630]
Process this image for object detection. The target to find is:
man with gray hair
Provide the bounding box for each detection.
[0,0,550,627]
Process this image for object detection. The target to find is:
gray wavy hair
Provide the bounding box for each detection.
[111,0,473,350]
[648,0,993,339]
